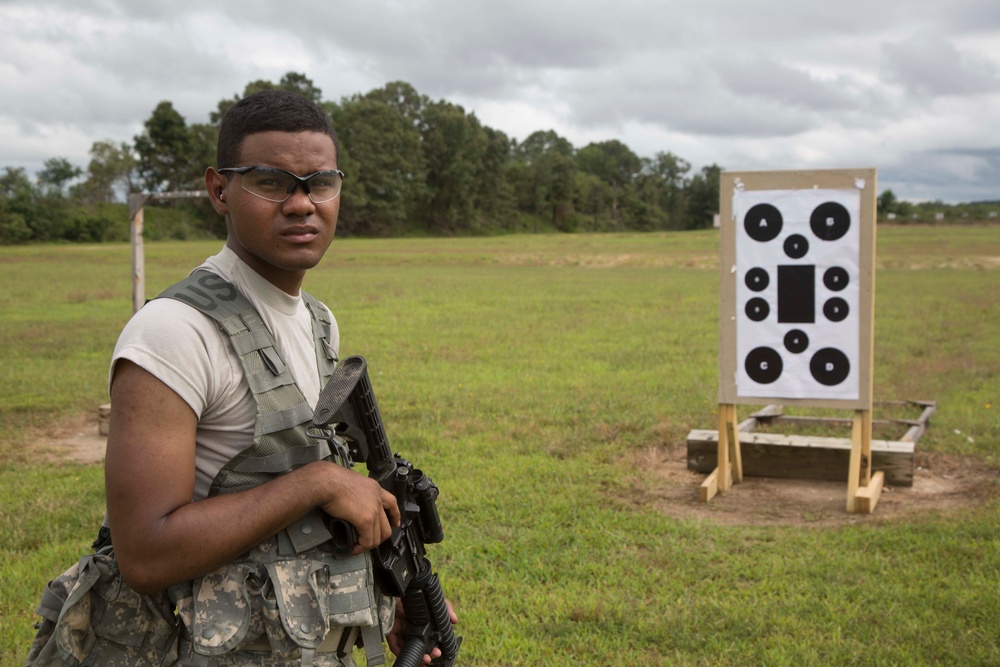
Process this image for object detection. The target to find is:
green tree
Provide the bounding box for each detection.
[878,189,898,216]
[683,164,722,229]
[639,151,690,230]
[332,88,426,236]
[211,72,324,124]
[0,167,38,243]
[37,157,82,196]
[471,126,516,231]
[278,72,323,105]
[514,130,576,232]
[572,171,611,231]
[77,140,137,203]
[134,101,197,192]
[576,140,641,228]
[418,100,481,233]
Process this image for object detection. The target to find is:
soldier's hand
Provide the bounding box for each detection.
[317,463,400,553]
[387,597,459,663]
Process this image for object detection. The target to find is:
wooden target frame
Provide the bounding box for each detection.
[704,168,882,512]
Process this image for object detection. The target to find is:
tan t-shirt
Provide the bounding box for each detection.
[110,246,339,500]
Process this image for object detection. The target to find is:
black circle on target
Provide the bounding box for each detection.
[823,267,849,291]
[784,329,809,354]
[810,202,851,240]
[823,297,849,322]
[744,203,783,242]
[810,348,850,386]
[783,234,809,259]
[745,297,770,322]
[745,268,769,292]
[745,347,783,384]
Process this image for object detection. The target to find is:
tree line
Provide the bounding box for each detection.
[2,72,994,244]
[1,73,723,243]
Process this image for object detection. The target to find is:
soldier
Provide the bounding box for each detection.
[100,90,455,666]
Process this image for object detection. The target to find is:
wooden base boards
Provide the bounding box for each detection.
[691,402,934,514]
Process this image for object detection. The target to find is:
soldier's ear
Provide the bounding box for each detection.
[205,168,229,215]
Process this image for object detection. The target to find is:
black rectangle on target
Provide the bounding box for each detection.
[777,265,815,323]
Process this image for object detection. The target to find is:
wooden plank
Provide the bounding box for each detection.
[901,403,937,442]
[727,407,743,483]
[700,468,720,502]
[738,401,936,443]
[759,415,907,428]
[718,407,731,493]
[688,430,914,453]
[846,412,864,512]
[748,405,784,420]
[861,409,873,485]
[687,430,914,486]
[737,404,783,432]
[98,403,111,437]
[855,471,885,514]
[128,193,147,315]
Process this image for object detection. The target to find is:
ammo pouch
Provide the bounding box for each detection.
[174,540,394,665]
[25,551,180,667]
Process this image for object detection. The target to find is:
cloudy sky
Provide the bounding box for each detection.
[2,0,998,203]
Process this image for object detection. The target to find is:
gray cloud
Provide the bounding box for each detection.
[1,0,998,202]
[882,31,1000,98]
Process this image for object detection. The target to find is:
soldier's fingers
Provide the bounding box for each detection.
[382,490,401,527]
[377,505,393,545]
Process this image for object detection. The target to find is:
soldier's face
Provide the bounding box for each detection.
[217,131,340,294]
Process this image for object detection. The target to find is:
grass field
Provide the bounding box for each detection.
[1,227,998,665]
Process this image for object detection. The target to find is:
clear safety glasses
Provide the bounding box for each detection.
[218,166,345,204]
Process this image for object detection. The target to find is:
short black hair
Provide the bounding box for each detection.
[216,90,339,167]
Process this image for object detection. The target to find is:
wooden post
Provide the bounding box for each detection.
[127,191,206,313]
[128,193,150,315]
[700,404,741,502]
[847,409,885,512]
[846,410,864,512]
[718,405,730,495]
[720,404,742,488]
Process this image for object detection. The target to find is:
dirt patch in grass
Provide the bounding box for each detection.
[626,444,1000,527]
[36,412,108,465]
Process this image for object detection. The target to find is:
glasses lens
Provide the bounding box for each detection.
[239,168,342,203]
[304,171,342,203]
[241,168,296,202]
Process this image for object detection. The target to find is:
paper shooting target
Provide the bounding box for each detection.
[718,170,877,409]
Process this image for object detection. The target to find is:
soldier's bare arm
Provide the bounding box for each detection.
[105,360,398,595]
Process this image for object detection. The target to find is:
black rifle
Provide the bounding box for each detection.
[311,356,461,667]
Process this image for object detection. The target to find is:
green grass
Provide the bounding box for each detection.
[2,227,998,665]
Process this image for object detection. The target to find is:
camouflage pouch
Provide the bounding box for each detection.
[264,552,378,649]
[24,553,179,667]
[189,562,267,657]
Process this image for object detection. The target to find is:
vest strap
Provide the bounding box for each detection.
[257,402,315,435]
[229,442,332,475]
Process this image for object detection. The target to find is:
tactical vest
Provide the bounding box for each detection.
[158,271,392,666]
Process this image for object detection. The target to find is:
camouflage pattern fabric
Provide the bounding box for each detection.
[24,553,180,667]
[181,539,390,662]
[209,650,355,666]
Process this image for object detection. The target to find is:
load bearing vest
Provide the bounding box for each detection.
[158,271,391,666]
